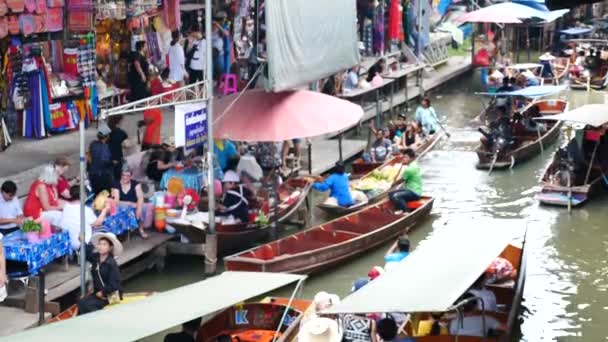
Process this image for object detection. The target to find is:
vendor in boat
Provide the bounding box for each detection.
[388,149,422,215]
[312,162,354,207]
[539,52,556,79]
[414,97,439,136]
[163,317,202,342]
[363,127,392,163]
[522,105,547,134]
[78,233,123,315]
[217,170,253,223]
[467,274,498,312]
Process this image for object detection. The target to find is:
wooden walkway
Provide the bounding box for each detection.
[0,232,173,337]
[300,139,368,175]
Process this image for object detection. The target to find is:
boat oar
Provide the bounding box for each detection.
[488,153,498,175]
[431,111,451,138]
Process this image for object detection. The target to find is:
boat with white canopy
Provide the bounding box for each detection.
[535,104,608,209]
[324,220,527,341]
[4,272,307,342]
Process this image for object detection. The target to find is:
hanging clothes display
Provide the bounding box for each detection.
[373,2,385,55]
[22,57,46,138]
[363,18,373,57]
[388,0,401,41]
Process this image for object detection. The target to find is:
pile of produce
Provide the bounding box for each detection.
[352,164,403,193]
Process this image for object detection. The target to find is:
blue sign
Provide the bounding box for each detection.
[184,108,207,152]
[235,309,249,325]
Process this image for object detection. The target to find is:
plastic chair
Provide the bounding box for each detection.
[219,73,238,95]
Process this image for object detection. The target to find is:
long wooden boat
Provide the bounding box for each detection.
[476,99,568,170]
[570,69,608,90]
[47,292,153,323]
[196,297,312,342]
[224,196,434,274]
[318,132,441,216]
[536,150,606,207]
[542,57,570,85]
[350,131,442,178]
[169,178,313,255]
[408,242,527,341]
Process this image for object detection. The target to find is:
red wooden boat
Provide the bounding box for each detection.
[47,292,153,323]
[196,297,312,342]
[169,178,313,255]
[224,196,434,274]
[350,131,442,178]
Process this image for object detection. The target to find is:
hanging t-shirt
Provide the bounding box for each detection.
[63,48,78,76]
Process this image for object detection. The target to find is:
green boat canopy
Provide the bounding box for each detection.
[6,272,306,342]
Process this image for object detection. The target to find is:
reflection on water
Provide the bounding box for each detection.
[126,71,608,341]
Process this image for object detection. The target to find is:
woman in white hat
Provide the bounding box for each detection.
[77,232,123,315]
[299,317,343,342]
[217,170,253,223]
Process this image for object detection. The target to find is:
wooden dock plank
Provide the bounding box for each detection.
[0,307,50,337]
[300,139,367,176]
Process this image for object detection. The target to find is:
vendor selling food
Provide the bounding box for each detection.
[312,162,354,207]
[217,171,253,223]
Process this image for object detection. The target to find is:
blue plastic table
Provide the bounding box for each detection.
[3,230,71,275]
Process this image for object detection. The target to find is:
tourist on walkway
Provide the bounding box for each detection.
[187,27,206,84]
[78,232,123,315]
[54,156,75,200]
[108,115,129,181]
[112,167,153,239]
[168,30,188,86]
[414,97,439,136]
[0,181,24,235]
[212,20,229,80]
[88,124,114,195]
[388,149,421,215]
[312,162,354,207]
[129,41,151,102]
[23,165,64,225]
[60,185,110,254]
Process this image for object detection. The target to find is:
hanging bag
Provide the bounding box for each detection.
[0,18,7,39]
[19,14,35,37]
[0,0,8,16]
[46,7,62,31]
[6,0,24,13]
[34,14,46,33]
[7,16,19,35]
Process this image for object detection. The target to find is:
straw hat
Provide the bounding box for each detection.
[91,232,123,256]
[222,170,240,183]
[539,52,556,61]
[313,291,340,312]
[162,136,176,148]
[299,317,343,342]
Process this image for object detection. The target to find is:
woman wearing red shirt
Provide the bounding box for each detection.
[23,165,64,225]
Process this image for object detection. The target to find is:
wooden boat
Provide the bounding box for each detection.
[323,221,527,342]
[536,142,606,207]
[224,196,434,274]
[169,178,313,255]
[318,132,441,216]
[196,297,312,342]
[476,99,568,170]
[350,131,442,178]
[47,292,153,323]
[570,68,608,90]
[542,57,570,85]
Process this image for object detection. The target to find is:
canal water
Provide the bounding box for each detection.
[128,71,608,341]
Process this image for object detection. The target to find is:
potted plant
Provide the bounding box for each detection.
[21,220,41,243]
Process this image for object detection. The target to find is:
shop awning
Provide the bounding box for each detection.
[6,272,306,342]
[476,85,566,98]
[324,220,519,314]
[536,104,608,127]
[561,27,593,35]
[456,2,569,24]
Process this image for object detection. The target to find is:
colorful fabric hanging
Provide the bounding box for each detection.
[63,47,78,76]
[388,0,401,41]
[48,103,69,130]
[46,7,62,31]
[46,0,64,7]
[67,10,92,32]
[162,0,179,31]
[0,18,7,38]
[24,0,34,13]
[6,0,24,13]
[373,3,385,55]
[363,18,373,57]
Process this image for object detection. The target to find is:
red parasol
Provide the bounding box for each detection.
[213,89,364,142]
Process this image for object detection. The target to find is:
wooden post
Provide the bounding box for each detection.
[338,133,344,163]
[404,74,409,112]
[204,233,217,274]
[390,82,395,116]
[375,89,381,128]
[307,142,312,175]
[38,270,45,325]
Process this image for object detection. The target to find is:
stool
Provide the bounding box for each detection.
[407,200,425,210]
[219,74,238,95]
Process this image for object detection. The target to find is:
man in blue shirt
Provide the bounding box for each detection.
[384,235,411,266]
[214,139,238,171]
[312,162,353,207]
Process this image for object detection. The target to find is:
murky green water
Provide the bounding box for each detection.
[127,71,608,341]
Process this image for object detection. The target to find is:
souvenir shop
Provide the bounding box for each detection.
[94,0,180,90]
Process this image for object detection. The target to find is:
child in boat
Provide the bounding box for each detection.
[312,162,354,207]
